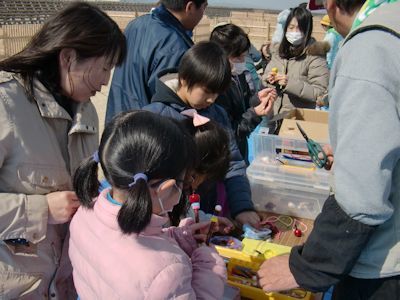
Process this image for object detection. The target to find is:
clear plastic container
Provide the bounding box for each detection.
[247,131,332,220]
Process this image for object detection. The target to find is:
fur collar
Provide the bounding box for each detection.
[306,41,331,56]
[271,39,330,58]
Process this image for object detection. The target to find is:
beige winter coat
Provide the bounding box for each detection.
[262,41,330,114]
[0,71,98,299]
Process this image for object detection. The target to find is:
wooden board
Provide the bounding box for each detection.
[258,212,314,247]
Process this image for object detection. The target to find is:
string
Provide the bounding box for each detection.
[262,215,308,236]
[292,219,308,233]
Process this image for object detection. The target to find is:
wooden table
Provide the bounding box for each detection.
[257,211,315,247]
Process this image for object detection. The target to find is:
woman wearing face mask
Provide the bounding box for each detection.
[262,6,329,129]
[0,2,126,298]
[210,23,277,164]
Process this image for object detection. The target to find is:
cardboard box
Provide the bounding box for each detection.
[278,109,329,143]
[285,108,329,124]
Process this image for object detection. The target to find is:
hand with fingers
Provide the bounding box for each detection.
[254,87,278,116]
[266,71,277,84]
[257,254,299,292]
[216,216,234,234]
[189,221,212,244]
[274,74,288,87]
[235,211,261,229]
[319,144,334,170]
[47,191,80,224]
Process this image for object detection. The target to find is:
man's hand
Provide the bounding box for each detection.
[257,254,299,292]
[47,191,80,224]
[319,144,334,170]
[235,211,260,228]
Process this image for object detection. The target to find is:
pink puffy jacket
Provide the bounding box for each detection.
[69,189,226,299]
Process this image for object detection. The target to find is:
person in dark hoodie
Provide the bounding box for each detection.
[143,41,276,227]
[210,23,278,164]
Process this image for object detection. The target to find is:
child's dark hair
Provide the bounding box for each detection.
[260,43,271,61]
[210,23,251,58]
[182,119,230,182]
[178,41,231,94]
[73,111,194,234]
[168,118,230,226]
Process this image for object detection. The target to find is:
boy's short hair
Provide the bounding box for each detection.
[160,0,206,10]
[210,23,251,58]
[335,0,365,14]
[178,41,231,94]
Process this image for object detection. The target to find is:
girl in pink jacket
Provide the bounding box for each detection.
[69,111,227,300]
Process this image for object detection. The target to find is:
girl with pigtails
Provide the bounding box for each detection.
[69,110,226,300]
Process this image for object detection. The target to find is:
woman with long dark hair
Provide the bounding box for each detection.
[0,2,126,298]
[263,7,329,121]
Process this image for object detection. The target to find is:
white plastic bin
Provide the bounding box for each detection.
[247,132,332,220]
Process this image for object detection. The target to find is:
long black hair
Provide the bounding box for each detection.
[73,111,194,234]
[0,2,126,102]
[279,7,313,59]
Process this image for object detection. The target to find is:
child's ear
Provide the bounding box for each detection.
[185,1,195,14]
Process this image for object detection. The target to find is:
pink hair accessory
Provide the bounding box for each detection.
[181,109,210,127]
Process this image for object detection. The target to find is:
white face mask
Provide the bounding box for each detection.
[231,62,247,75]
[285,31,304,46]
[155,180,182,216]
[157,197,174,216]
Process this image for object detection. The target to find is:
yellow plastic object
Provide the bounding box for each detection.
[215,240,314,300]
[320,14,331,26]
[241,238,291,258]
[272,67,278,74]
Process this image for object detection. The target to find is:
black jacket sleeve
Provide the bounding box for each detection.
[216,83,262,141]
[289,195,376,292]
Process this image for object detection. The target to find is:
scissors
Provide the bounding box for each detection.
[296,122,327,168]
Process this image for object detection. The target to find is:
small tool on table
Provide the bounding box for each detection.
[296,122,327,168]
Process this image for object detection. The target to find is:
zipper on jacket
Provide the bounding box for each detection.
[47,242,60,299]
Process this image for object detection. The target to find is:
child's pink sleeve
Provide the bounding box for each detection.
[164,218,197,256]
[191,246,227,299]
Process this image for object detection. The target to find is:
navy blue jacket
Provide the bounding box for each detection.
[106,5,193,124]
[143,71,255,218]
